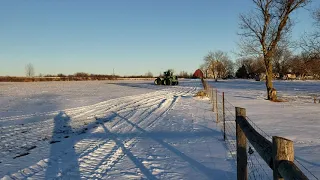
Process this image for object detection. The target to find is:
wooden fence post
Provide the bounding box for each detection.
[212,88,214,112]
[236,107,248,180]
[211,88,213,102]
[215,89,219,123]
[272,136,294,180]
[215,89,218,112]
[223,92,226,141]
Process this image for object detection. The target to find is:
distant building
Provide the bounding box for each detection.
[285,73,296,80]
[193,69,204,79]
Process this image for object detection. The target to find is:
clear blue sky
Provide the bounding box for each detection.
[0,0,318,76]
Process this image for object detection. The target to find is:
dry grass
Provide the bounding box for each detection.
[194,90,208,98]
[270,98,288,102]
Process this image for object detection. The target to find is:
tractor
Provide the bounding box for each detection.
[154,70,179,85]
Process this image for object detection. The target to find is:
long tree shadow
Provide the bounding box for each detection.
[96,112,235,179]
[96,118,158,180]
[113,112,231,179]
[45,111,81,179]
[30,108,235,179]
[4,102,235,179]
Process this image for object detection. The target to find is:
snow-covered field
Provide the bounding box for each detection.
[0,80,235,179]
[0,79,319,179]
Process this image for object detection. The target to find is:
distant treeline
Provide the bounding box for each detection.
[0,72,114,82]
[0,72,193,82]
[0,76,117,82]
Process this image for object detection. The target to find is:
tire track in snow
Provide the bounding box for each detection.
[3,99,160,179]
[0,86,188,136]
[54,96,178,179]
[1,86,193,179]
[0,90,175,157]
[0,87,182,122]
[0,86,194,150]
[5,98,172,179]
[82,97,179,179]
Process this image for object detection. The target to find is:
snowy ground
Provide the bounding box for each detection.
[0,80,235,179]
[208,79,320,179]
[0,79,319,179]
[0,81,159,118]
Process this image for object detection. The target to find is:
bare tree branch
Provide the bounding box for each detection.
[25,63,35,77]
[301,7,320,57]
[202,51,234,79]
[239,0,310,100]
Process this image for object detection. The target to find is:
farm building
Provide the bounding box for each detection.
[193,69,204,78]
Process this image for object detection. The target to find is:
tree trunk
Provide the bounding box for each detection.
[214,71,218,82]
[265,56,277,101]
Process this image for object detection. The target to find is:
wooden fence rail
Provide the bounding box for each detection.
[236,107,309,180]
[202,79,311,179]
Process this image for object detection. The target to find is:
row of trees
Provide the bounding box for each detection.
[237,0,319,100]
[238,0,311,100]
[178,71,194,78]
[200,0,319,101]
[24,64,194,79]
[201,35,320,82]
[235,48,320,79]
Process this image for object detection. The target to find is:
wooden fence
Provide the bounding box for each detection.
[201,78,316,180]
[235,107,308,180]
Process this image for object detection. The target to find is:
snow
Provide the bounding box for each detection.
[0,79,319,179]
[0,80,235,179]
[207,79,320,179]
[0,81,162,118]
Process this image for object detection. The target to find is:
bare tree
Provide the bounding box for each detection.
[220,58,235,78]
[273,46,292,78]
[179,71,189,78]
[203,52,218,81]
[239,0,309,101]
[299,7,320,79]
[236,57,265,78]
[237,58,255,77]
[25,63,35,77]
[287,52,320,79]
[301,7,320,58]
[203,51,233,81]
[199,64,208,78]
